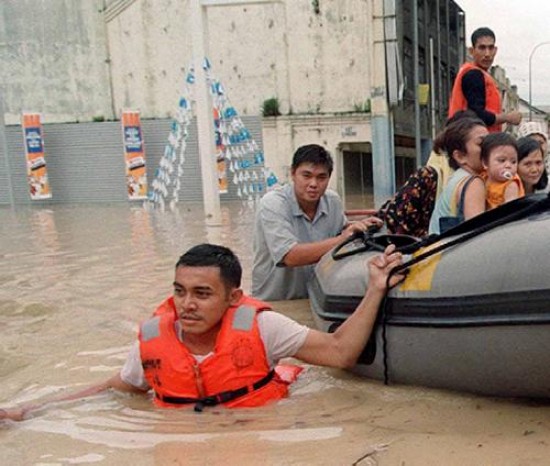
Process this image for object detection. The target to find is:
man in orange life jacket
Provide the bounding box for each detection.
[449,27,522,133]
[1,243,403,420]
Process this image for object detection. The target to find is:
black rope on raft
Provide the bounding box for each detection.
[381,280,391,385]
[380,268,399,386]
[393,194,550,276]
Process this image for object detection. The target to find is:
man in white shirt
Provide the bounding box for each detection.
[1,243,403,419]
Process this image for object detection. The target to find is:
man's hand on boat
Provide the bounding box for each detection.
[368,244,405,290]
[340,216,383,239]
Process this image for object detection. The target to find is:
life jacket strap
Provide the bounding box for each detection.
[156,369,275,412]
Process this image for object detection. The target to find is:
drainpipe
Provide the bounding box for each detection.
[413,0,421,167]
[0,91,15,209]
[430,37,436,139]
[102,0,117,120]
[436,0,442,127]
[370,0,396,209]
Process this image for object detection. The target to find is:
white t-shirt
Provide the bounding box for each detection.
[120,310,309,390]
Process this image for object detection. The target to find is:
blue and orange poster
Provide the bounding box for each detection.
[122,110,148,200]
[22,113,51,200]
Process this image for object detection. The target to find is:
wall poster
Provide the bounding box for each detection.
[122,110,148,200]
[22,113,51,200]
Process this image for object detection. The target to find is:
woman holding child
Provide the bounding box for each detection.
[428,116,489,234]
[427,118,548,235]
[380,115,548,237]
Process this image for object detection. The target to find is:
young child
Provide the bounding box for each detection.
[480,132,525,209]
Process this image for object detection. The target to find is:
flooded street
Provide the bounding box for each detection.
[1,202,549,465]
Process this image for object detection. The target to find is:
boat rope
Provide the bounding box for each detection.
[381,288,391,385]
[379,193,550,385]
[393,193,550,275]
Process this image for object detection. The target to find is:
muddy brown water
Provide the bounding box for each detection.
[1,202,548,465]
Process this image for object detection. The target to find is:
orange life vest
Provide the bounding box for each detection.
[139,295,292,410]
[449,62,502,132]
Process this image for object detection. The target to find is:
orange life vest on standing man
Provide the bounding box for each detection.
[449,62,502,132]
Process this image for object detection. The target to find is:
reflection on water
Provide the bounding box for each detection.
[1,202,549,465]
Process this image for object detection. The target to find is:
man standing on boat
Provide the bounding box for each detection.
[0,243,403,420]
[251,144,382,301]
[449,27,522,132]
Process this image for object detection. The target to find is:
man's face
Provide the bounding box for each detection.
[291,162,331,206]
[470,36,497,71]
[172,266,239,337]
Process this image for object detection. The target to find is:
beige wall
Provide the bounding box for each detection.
[262,113,372,193]
[104,0,377,197]
[0,0,378,198]
[106,0,373,118]
[0,0,375,122]
[106,0,191,119]
[0,0,113,124]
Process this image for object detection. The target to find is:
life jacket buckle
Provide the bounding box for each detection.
[194,395,219,412]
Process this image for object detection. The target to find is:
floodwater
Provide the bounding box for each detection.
[1,202,549,466]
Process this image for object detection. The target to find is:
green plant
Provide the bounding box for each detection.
[92,115,105,122]
[312,0,320,15]
[262,97,281,117]
[353,99,371,113]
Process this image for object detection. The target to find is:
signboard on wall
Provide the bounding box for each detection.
[22,113,52,200]
[121,110,148,200]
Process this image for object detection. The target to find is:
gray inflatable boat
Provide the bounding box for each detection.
[308,193,550,398]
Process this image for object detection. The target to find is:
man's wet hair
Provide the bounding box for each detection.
[471,27,495,47]
[176,243,242,289]
[291,144,334,174]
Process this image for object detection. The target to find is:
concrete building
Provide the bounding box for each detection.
[518,99,549,136]
[0,1,113,124]
[0,1,520,208]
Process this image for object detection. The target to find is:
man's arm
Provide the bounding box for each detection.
[461,69,496,126]
[494,111,522,126]
[258,191,382,268]
[283,217,383,267]
[462,70,522,126]
[293,245,404,368]
[1,371,147,422]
